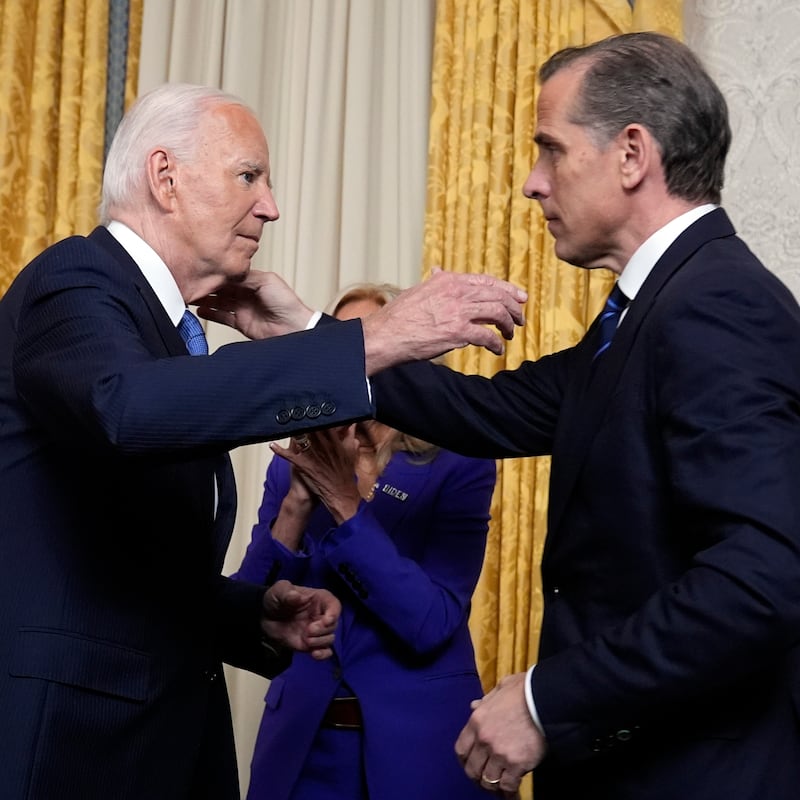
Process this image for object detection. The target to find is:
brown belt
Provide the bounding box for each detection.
[321,696,363,730]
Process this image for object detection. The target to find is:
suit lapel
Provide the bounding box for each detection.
[213,454,238,570]
[547,209,737,536]
[90,227,234,569]
[89,226,187,357]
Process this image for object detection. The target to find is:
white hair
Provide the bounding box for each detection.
[98,83,254,224]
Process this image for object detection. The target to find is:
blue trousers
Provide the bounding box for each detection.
[288,726,367,800]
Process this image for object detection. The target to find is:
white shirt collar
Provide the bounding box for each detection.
[106,220,186,326]
[617,204,717,301]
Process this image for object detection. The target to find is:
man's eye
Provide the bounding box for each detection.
[242,172,255,184]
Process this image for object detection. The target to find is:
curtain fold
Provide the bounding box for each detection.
[426,3,681,789]
[0,0,142,297]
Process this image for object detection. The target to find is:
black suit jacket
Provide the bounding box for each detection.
[371,209,800,799]
[0,227,372,799]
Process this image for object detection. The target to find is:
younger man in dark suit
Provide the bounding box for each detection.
[368,32,800,800]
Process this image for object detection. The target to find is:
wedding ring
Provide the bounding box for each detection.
[293,434,311,451]
[482,774,501,786]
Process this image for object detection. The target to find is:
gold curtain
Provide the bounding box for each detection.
[426,2,681,791]
[0,0,142,297]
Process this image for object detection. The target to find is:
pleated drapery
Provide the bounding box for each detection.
[0,0,141,297]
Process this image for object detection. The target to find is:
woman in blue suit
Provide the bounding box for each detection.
[232,283,497,800]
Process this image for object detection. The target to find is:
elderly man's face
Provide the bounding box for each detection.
[172,103,279,289]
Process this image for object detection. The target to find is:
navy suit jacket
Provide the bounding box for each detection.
[371,209,800,799]
[232,449,496,800]
[0,227,372,799]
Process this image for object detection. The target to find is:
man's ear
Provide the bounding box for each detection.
[617,124,652,191]
[146,148,176,210]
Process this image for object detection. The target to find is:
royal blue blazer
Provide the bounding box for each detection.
[0,227,373,799]
[233,448,496,800]
[371,209,800,800]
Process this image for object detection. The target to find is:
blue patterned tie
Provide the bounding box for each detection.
[177,309,209,355]
[593,283,629,361]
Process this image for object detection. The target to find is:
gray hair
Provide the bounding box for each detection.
[98,83,254,223]
[539,32,730,204]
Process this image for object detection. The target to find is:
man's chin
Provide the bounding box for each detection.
[553,243,581,268]
[554,244,603,271]
[228,265,251,283]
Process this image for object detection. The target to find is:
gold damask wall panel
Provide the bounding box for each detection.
[0,0,110,296]
[427,0,682,701]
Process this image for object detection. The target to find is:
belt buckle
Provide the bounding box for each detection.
[325,696,362,730]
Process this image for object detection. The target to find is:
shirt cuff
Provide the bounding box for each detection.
[524,664,546,737]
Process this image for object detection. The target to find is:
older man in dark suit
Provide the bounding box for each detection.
[0,83,526,799]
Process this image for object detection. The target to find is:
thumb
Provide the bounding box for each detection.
[263,580,303,615]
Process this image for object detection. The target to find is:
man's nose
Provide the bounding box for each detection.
[256,185,280,222]
[522,164,547,201]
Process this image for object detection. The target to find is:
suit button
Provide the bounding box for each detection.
[290,406,306,420]
[276,409,291,425]
[320,401,336,416]
[306,404,322,419]
[203,669,219,682]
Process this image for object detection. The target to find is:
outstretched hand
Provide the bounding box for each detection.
[260,579,341,660]
[194,270,315,341]
[360,269,527,375]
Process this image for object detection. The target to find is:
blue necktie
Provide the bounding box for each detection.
[177,309,209,355]
[593,283,629,361]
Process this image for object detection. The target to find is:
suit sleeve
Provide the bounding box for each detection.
[318,453,497,655]
[13,246,372,456]
[211,575,292,678]
[231,457,314,587]
[371,355,572,459]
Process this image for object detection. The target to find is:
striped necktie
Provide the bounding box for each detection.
[177,309,209,355]
[593,283,629,361]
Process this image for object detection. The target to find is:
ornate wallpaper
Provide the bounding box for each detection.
[684,1,800,298]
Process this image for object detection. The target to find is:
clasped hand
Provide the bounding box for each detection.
[260,579,341,661]
[270,426,362,525]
